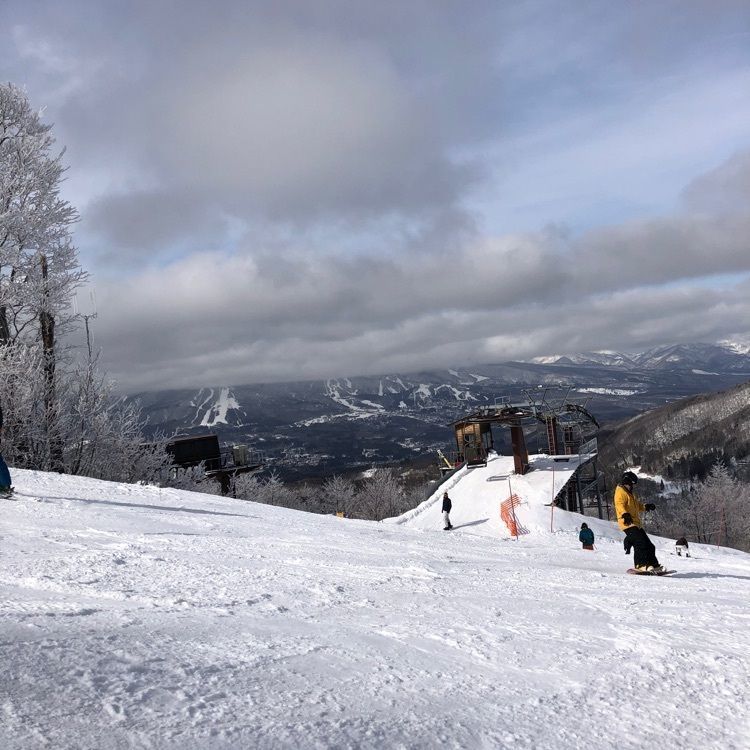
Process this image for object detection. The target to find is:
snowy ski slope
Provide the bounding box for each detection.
[389,452,606,538]
[1,467,749,749]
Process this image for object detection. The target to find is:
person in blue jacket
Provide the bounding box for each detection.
[579,522,595,550]
[0,403,11,494]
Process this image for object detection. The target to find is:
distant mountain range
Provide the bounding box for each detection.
[529,341,750,372]
[133,342,750,479]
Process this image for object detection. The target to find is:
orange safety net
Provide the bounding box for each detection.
[500,493,522,537]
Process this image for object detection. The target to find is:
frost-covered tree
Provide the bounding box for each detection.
[0,318,172,483]
[235,471,297,507]
[0,83,169,483]
[667,462,750,550]
[321,474,356,515]
[672,479,717,544]
[698,462,750,551]
[1,83,86,467]
[697,462,736,545]
[66,369,171,484]
[168,465,224,496]
[351,468,407,521]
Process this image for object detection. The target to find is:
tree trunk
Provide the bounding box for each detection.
[39,253,63,471]
[0,266,15,344]
[0,306,9,344]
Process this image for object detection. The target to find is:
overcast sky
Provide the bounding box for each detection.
[2,0,750,392]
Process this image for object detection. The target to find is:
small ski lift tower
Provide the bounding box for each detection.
[450,387,600,503]
[521,386,598,456]
[521,386,603,515]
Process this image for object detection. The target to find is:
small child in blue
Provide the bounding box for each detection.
[579,522,594,550]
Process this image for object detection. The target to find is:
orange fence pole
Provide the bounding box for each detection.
[508,478,519,541]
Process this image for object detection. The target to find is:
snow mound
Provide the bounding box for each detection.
[389,451,621,542]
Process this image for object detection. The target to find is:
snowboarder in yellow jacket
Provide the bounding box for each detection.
[614,471,662,572]
[614,474,646,531]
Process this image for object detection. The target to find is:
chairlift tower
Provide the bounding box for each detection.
[449,385,604,518]
[521,386,598,456]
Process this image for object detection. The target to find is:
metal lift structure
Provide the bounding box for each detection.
[450,386,605,517]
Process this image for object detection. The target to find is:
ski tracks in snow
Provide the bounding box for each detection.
[1,470,750,749]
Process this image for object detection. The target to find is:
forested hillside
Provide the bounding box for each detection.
[599,379,750,480]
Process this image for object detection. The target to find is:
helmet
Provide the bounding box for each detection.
[621,471,638,485]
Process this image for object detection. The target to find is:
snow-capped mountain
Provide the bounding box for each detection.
[529,342,750,373]
[633,343,750,372]
[530,351,638,368]
[719,336,750,356]
[133,343,750,480]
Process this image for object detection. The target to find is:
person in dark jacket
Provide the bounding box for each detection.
[579,522,595,550]
[441,491,453,530]
[0,403,11,494]
[675,536,690,557]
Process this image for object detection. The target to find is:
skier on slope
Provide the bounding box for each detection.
[442,491,453,531]
[614,471,662,572]
[675,536,690,557]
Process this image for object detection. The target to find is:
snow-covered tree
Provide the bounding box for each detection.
[235,471,297,507]
[0,83,170,483]
[168,465,224,495]
[351,468,407,521]
[0,83,86,467]
[704,463,750,551]
[321,474,356,515]
[668,462,750,550]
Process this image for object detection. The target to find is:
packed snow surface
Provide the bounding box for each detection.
[2,466,750,750]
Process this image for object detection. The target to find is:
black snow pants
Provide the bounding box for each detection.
[624,526,660,568]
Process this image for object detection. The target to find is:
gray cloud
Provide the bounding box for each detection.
[3,0,499,245]
[88,149,750,391]
[85,190,228,254]
[92,270,750,392]
[2,1,750,389]
[574,214,750,288]
[145,34,477,222]
[682,150,750,214]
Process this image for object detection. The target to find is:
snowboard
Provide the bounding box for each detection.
[0,487,15,500]
[627,568,675,576]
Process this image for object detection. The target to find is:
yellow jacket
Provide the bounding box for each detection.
[613,485,645,531]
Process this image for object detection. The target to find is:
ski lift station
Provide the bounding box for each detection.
[444,387,603,519]
[391,390,603,540]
